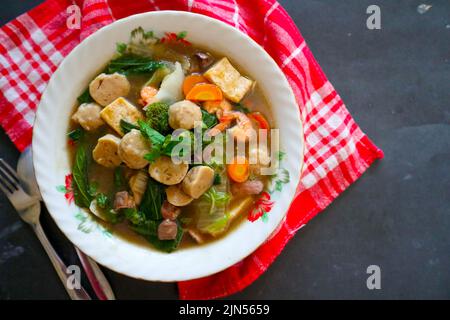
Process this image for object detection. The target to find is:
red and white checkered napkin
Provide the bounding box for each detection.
[0,0,383,299]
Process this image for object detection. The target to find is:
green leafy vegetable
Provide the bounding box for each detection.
[121,208,143,225]
[67,128,84,142]
[144,131,193,162]
[104,209,123,224]
[147,223,184,253]
[106,54,163,75]
[201,109,218,128]
[200,213,229,235]
[139,120,171,162]
[116,42,127,55]
[72,144,92,208]
[213,173,222,185]
[138,120,165,145]
[77,88,93,104]
[145,66,171,88]
[177,31,188,39]
[277,151,286,161]
[194,171,230,236]
[164,131,193,156]
[130,27,156,44]
[194,193,230,236]
[145,102,170,134]
[95,193,109,209]
[202,187,231,214]
[114,166,125,189]
[130,220,158,236]
[120,119,139,134]
[143,148,163,162]
[234,103,250,114]
[140,178,164,221]
[88,182,98,197]
[125,180,183,252]
[144,30,154,38]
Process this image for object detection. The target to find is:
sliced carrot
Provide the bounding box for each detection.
[140,86,158,105]
[248,112,270,130]
[183,74,207,96]
[186,83,223,101]
[227,157,250,183]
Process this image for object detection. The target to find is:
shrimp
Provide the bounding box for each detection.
[207,111,255,143]
[139,86,158,106]
[203,99,232,118]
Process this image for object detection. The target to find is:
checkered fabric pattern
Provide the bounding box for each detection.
[0,0,383,299]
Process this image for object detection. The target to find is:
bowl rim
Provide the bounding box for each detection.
[32,10,304,281]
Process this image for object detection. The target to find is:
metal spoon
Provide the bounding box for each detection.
[18,147,115,300]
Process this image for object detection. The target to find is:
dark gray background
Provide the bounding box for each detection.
[0,0,449,299]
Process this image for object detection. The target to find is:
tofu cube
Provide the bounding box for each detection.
[100,97,144,136]
[204,57,253,103]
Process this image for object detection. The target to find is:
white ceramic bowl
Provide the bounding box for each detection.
[33,11,303,281]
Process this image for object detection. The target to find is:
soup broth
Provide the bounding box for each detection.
[67,28,276,252]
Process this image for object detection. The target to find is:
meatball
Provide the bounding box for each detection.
[92,134,122,168]
[166,185,193,207]
[118,129,151,169]
[182,166,215,199]
[168,100,202,130]
[71,102,104,131]
[89,73,130,106]
[148,156,189,185]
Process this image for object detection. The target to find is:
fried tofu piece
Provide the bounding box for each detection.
[100,97,144,136]
[204,57,253,103]
[92,134,122,168]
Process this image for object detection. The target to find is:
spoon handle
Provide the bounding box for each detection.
[33,222,91,300]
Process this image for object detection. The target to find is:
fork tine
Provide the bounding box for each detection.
[0,175,14,194]
[0,162,19,192]
[0,159,20,184]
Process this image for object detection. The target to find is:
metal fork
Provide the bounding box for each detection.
[0,158,91,300]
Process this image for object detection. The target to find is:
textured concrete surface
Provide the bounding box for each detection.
[0,0,449,299]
